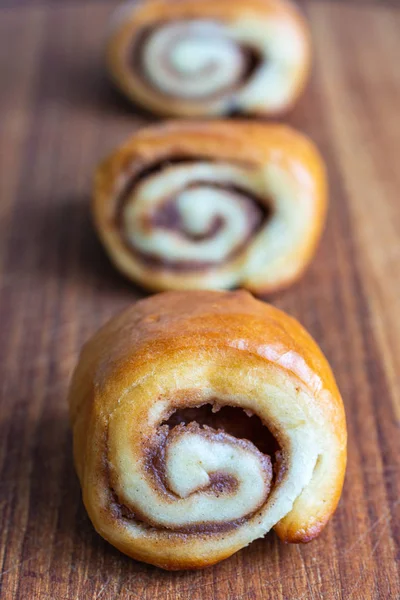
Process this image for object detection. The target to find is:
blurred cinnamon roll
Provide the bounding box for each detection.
[93,121,327,294]
[107,0,311,117]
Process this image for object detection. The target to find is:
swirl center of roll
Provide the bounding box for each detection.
[120,161,269,269]
[165,424,271,509]
[140,21,252,99]
[109,404,278,531]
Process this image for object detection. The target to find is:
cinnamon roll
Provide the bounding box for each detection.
[93,121,327,294]
[68,290,347,570]
[107,0,311,117]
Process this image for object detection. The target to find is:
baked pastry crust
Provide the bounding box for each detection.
[106,0,311,117]
[93,121,327,294]
[69,290,347,570]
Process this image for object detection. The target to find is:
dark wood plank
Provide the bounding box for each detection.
[0,1,399,599]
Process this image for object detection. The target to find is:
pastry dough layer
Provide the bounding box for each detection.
[107,0,311,117]
[69,290,347,569]
[93,121,327,294]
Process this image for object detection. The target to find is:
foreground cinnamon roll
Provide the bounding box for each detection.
[94,121,327,294]
[107,0,311,117]
[69,290,347,570]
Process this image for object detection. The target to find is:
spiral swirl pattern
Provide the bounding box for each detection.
[94,122,327,294]
[69,291,347,569]
[121,162,267,268]
[141,21,252,101]
[107,0,311,117]
[110,419,273,530]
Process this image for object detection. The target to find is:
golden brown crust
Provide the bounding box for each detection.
[106,0,311,117]
[93,121,327,294]
[69,290,346,569]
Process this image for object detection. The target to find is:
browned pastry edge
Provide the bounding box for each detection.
[68,290,347,569]
[93,121,327,294]
[106,0,311,117]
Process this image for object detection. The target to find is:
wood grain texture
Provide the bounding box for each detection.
[0,1,399,598]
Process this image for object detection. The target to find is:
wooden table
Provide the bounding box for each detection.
[1,1,399,598]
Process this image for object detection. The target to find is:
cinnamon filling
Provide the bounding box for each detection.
[164,404,280,457]
[129,22,262,102]
[109,403,284,534]
[151,195,225,242]
[117,156,272,271]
